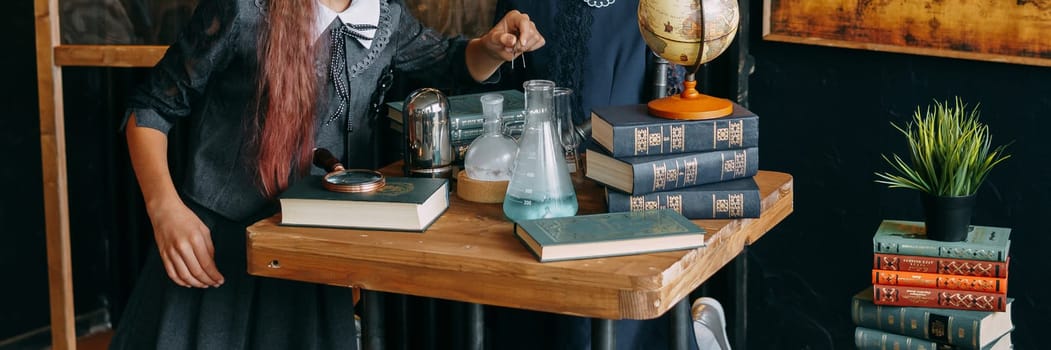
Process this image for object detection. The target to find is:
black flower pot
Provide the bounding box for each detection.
[921,193,976,242]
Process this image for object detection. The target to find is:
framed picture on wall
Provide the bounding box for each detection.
[762,0,1051,67]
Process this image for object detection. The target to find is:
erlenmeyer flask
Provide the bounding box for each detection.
[503,80,579,222]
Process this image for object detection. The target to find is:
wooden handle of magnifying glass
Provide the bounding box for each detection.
[312,148,344,172]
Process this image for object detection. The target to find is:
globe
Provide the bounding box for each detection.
[637,0,740,120]
[638,0,740,68]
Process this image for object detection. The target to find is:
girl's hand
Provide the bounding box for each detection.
[483,10,545,63]
[148,201,224,288]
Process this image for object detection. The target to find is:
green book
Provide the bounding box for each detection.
[279,176,449,232]
[386,89,526,130]
[851,287,1014,349]
[872,220,1011,262]
[854,327,1012,350]
[605,177,760,219]
[512,209,706,262]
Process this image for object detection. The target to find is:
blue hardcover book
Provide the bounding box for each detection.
[590,103,759,157]
[585,144,759,195]
[872,220,1011,262]
[605,177,760,219]
[512,209,706,262]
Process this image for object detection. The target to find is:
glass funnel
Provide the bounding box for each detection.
[503,80,579,222]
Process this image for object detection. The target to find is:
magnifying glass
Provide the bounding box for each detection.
[313,148,385,193]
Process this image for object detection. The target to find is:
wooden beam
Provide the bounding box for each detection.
[33,0,75,348]
[54,45,167,68]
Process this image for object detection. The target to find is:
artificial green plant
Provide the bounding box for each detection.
[874,97,1011,197]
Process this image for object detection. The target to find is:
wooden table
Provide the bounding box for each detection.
[246,168,793,349]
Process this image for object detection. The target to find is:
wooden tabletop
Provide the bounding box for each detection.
[246,168,793,320]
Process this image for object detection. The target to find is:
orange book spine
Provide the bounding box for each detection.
[872,253,1009,278]
[872,284,1007,312]
[871,269,1008,294]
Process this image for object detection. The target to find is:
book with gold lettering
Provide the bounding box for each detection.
[853,287,1013,349]
[591,103,759,157]
[512,209,706,262]
[585,144,759,195]
[605,177,760,219]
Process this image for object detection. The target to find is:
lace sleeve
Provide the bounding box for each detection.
[122,0,247,133]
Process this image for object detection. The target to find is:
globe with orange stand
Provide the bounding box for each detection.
[638,0,740,120]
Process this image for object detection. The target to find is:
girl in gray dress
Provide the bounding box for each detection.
[111,0,543,348]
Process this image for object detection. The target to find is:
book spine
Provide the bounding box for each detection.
[630,147,758,195]
[606,188,760,219]
[610,116,758,157]
[853,294,985,349]
[854,327,952,350]
[873,253,1009,278]
[872,237,1007,262]
[872,284,1007,312]
[872,269,1008,294]
[451,128,484,141]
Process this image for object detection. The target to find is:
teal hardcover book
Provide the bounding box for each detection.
[854,327,1012,350]
[279,176,449,232]
[872,220,1011,262]
[851,287,1014,350]
[512,209,706,262]
[386,89,526,130]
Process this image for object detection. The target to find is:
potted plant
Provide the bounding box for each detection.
[874,97,1011,242]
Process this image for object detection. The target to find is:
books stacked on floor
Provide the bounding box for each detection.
[386,89,526,162]
[853,219,1014,350]
[584,103,761,219]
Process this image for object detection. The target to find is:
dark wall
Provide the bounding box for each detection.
[1,0,51,341]
[743,0,1050,349]
[3,2,143,344]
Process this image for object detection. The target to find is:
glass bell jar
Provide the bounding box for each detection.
[503,80,579,222]
[463,93,518,181]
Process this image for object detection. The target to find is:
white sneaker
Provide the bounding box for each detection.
[692,297,731,350]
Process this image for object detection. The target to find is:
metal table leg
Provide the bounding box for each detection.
[592,318,615,350]
[466,303,484,350]
[733,248,749,350]
[671,298,690,350]
[362,290,386,350]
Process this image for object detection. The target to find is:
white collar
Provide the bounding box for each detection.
[316,0,380,48]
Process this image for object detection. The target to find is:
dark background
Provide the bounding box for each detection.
[4,0,1047,348]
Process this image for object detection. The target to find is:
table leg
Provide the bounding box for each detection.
[465,302,484,350]
[671,298,690,350]
[362,290,386,350]
[733,248,749,350]
[591,318,615,350]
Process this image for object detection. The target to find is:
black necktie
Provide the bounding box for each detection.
[329,22,379,131]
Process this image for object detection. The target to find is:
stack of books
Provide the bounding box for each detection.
[386,89,526,162]
[853,219,1014,350]
[583,103,761,219]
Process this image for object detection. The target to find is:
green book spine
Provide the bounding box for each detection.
[871,220,1012,262]
[855,327,952,350]
[386,89,525,130]
[852,288,1003,349]
[590,103,759,157]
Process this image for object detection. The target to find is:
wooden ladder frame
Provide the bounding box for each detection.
[33,0,166,348]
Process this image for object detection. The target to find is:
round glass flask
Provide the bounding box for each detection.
[463,93,518,181]
[503,80,579,222]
